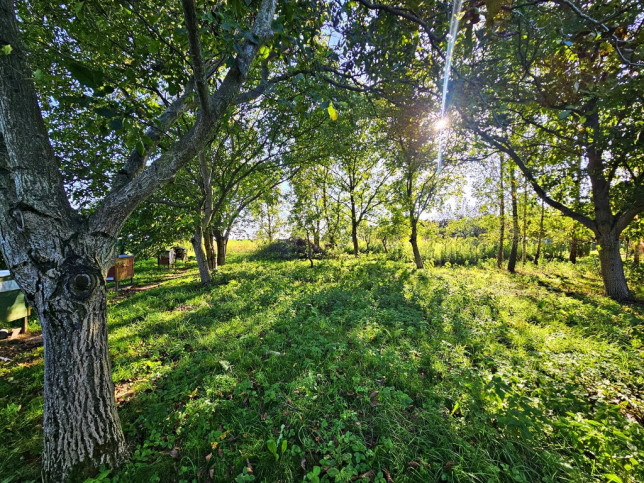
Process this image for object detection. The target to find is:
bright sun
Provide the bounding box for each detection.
[434,117,449,131]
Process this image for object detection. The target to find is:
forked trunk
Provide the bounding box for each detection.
[597,232,632,301]
[40,281,128,481]
[410,221,424,269]
[192,226,212,283]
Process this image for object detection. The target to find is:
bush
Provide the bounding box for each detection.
[250,238,325,261]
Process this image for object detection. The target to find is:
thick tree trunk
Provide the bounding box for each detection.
[508,164,519,273]
[191,226,212,284]
[534,200,545,266]
[40,283,128,481]
[597,231,632,301]
[409,219,424,269]
[216,235,228,266]
[497,157,505,268]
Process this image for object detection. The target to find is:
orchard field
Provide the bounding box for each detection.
[2,241,642,482]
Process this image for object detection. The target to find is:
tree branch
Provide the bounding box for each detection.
[182,0,210,112]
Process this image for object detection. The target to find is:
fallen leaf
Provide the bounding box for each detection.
[205,453,212,462]
[369,391,380,407]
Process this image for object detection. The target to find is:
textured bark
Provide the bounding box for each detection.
[497,157,505,268]
[409,219,424,269]
[216,235,228,266]
[507,164,519,273]
[597,232,631,301]
[192,226,212,284]
[0,0,279,477]
[534,200,545,266]
[41,283,127,482]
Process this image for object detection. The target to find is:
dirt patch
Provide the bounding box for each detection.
[0,333,43,361]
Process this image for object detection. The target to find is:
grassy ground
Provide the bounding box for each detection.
[0,243,643,482]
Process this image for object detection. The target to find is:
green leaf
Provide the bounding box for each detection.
[259,45,270,59]
[603,475,623,483]
[558,110,572,120]
[109,118,124,131]
[1,44,12,55]
[281,439,287,454]
[66,60,104,89]
[136,140,145,156]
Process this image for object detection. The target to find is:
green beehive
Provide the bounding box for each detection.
[0,270,30,333]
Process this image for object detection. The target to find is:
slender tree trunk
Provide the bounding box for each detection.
[497,156,505,268]
[381,237,388,254]
[522,180,527,265]
[192,226,211,283]
[508,164,519,273]
[597,231,632,301]
[204,228,216,271]
[351,221,359,257]
[314,220,320,248]
[306,230,314,268]
[410,218,424,269]
[351,196,359,257]
[569,224,579,264]
[534,200,545,266]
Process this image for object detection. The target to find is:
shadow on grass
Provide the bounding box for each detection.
[1,257,642,482]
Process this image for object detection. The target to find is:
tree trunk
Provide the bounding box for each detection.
[39,283,128,481]
[381,237,388,254]
[534,200,545,266]
[314,220,320,248]
[351,221,359,257]
[306,230,314,268]
[522,180,527,265]
[497,156,505,268]
[191,226,212,283]
[508,164,519,273]
[569,223,578,264]
[409,219,424,269]
[204,228,217,271]
[597,231,632,301]
[216,235,228,266]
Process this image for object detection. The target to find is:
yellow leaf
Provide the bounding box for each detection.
[327,102,338,121]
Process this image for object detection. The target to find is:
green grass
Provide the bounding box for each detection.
[1,245,643,482]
